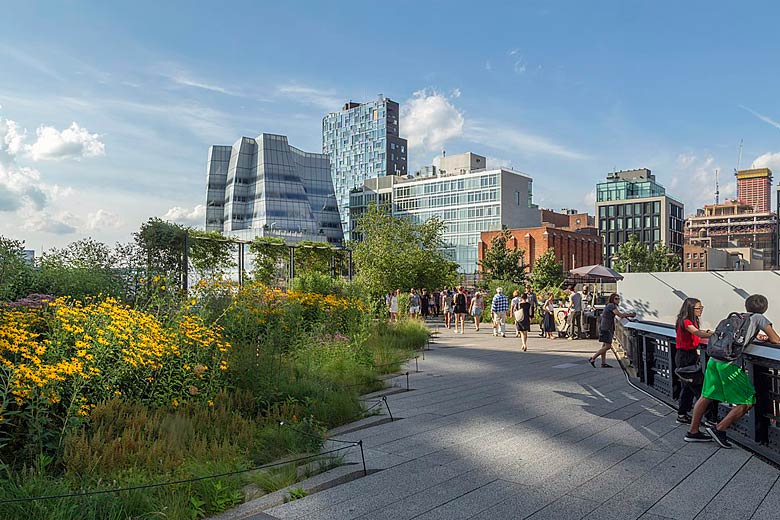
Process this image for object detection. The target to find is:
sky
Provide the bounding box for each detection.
[2,0,780,253]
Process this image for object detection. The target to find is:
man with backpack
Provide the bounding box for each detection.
[685,294,780,448]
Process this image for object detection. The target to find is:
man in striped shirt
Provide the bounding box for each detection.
[491,287,509,338]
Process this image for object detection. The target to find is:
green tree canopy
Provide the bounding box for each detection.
[479,229,526,283]
[0,236,34,301]
[351,204,458,299]
[249,236,287,285]
[529,248,564,292]
[612,234,681,272]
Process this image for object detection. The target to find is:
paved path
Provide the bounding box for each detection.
[264,323,780,520]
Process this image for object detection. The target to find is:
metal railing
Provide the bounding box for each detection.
[619,319,780,464]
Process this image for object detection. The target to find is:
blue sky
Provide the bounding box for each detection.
[2,0,780,250]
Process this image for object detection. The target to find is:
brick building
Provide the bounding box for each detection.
[479,210,602,273]
[736,168,773,213]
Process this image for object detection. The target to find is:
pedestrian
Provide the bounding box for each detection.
[420,289,430,320]
[453,286,468,334]
[442,288,454,329]
[542,293,557,339]
[515,293,531,351]
[567,285,583,340]
[490,287,509,337]
[673,298,714,425]
[470,291,484,331]
[686,294,780,447]
[587,293,636,367]
[432,289,441,317]
[409,288,421,318]
[388,289,399,323]
[510,291,522,338]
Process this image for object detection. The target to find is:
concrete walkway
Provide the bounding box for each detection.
[262,323,780,520]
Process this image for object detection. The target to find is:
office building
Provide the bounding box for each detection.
[683,244,764,272]
[684,199,777,269]
[736,168,773,213]
[479,210,602,273]
[349,153,540,272]
[205,133,343,244]
[322,96,407,239]
[595,169,684,267]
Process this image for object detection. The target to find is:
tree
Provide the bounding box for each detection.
[479,229,526,283]
[351,204,458,300]
[37,238,125,300]
[612,234,681,272]
[611,234,651,273]
[295,241,344,276]
[530,248,564,292]
[0,236,34,301]
[649,243,681,272]
[249,237,287,285]
[189,230,235,277]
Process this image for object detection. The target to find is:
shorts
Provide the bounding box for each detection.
[702,358,755,405]
[598,329,614,344]
[472,308,482,317]
[410,306,420,314]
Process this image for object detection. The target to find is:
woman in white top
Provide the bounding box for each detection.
[388,289,399,322]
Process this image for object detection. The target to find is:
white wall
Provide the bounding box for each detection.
[617,271,780,329]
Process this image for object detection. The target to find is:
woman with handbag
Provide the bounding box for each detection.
[674,298,714,424]
[542,293,556,340]
[469,291,484,331]
[513,293,531,350]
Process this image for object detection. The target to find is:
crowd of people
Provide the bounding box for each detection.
[387,284,780,450]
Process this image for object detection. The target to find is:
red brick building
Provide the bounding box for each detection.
[479,226,603,272]
[736,168,773,213]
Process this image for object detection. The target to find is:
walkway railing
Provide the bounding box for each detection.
[619,320,780,465]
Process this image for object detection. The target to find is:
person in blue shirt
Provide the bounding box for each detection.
[490,287,509,338]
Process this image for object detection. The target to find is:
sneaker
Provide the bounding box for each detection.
[684,431,712,442]
[502,333,506,338]
[676,414,692,424]
[705,426,732,449]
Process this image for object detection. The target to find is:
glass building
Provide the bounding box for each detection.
[322,96,407,239]
[595,169,684,267]
[205,133,343,245]
[349,153,541,272]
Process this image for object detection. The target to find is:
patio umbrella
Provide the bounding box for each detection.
[569,264,624,281]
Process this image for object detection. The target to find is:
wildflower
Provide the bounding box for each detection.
[188,385,199,396]
[207,400,214,407]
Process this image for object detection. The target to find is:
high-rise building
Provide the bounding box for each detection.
[349,153,540,272]
[736,168,773,213]
[205,133,343,245]
[322,96,407,239]
[685,199,777,269]
[595,168,685,267]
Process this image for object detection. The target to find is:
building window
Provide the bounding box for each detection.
[515,191,521,205]
[686,262,691,269]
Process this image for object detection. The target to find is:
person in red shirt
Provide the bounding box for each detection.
[674,298,714,424]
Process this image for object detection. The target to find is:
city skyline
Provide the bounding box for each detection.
[2,1,780,251]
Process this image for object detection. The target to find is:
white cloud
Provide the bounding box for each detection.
[26,122,105,161]
[752,152,780,171]
[22,211,78,235]
[584,188,596,209]
[451,88,461,98]
[277,84,343,111]
[514,59,527,74]
[467,121,588,160]
[671,153,732,212]
[401,89,465,153]
[163,204,206,227]
[167,73,238,96]
[85,209,123,230]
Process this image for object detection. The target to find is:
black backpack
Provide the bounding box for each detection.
[707,312,755,362]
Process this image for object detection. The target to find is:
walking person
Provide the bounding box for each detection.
[686,294,780,447]
[470,291,484,331]
[674,298,714,424]
[515,293,531,351]
[510,291,522,338]
[442,288,454,329]
[542,293,557,339]
[432,289,441,317]
[420,289,430,320]
[388,289,399,323]
[490,287,509,337]
[453,286,468,334]
[409,288,421,318]
[567,285,583,340]
[587,293,636,368]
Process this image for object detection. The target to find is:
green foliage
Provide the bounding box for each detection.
[290,272,338,294]
[352,204,458,301]
[135,217,186,278]
[483,279,524,302]
[479,229,526,283]
[249,237,287,285]
[612,234,681,272]
[189,230,235,277]
[286,486,308,502]
[295,241,344,276]
[0,236,35,301]
[530,248,564,292]
[36,238,126,300]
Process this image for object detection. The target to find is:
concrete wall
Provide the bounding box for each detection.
[617,271,780,329]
